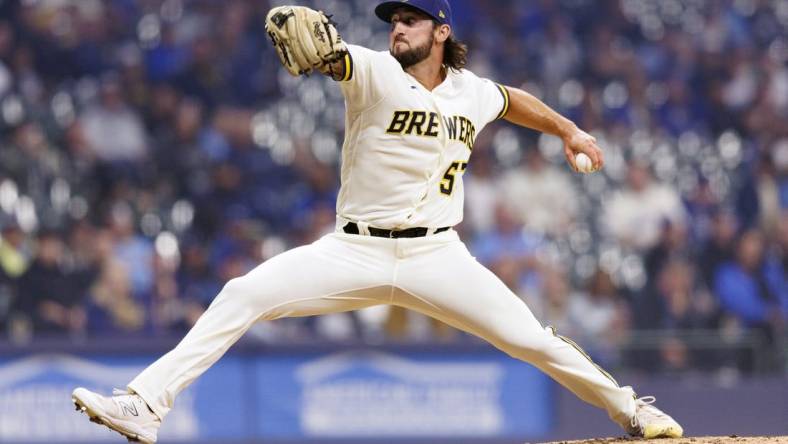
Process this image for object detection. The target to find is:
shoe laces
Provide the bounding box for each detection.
[110,388,141,410]
[631,396,668,428]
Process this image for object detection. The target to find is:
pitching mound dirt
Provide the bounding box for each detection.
[541,436,788,444]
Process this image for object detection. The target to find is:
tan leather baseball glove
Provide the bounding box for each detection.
[265,5,347,76]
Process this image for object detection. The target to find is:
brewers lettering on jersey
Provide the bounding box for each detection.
[72,2,683,443]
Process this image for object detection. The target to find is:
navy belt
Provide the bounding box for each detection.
[343,222,450,238]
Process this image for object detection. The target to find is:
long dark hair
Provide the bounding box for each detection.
[443,35,468,71]
[433,21,468,71]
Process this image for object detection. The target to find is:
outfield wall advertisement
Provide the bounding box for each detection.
[0,348,553,442]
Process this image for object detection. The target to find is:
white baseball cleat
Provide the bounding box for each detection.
[72,387,161,443]
[624,396,684,439]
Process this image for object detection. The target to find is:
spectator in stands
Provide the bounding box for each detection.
[714,230,788,341]
[736,155,782,233]
[0,220,28,339]
[174,35,223,110]
[0,219,29,280]
[1,121,71,208]
[499,144,578,237]
[12,228,86,338]
[684,178,722,244]
[656,76,708,137]
[107,202,155,304]
[527,266,573,337]
[80,74,148,164]
[657,260,716,331]
[635,219,697,339]
[85,228,145,336]
[644,220,691,286]
[631,259,718,372]
[470,202,542,267]
[603,161,686,251]
[567,269,631,367]
[65,219,102,326]
[754,154,782,237]
[176,238,222,316]
[699,209,738,290]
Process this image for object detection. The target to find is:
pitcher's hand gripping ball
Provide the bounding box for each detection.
[265,6,347,76]
[575,152,595,173]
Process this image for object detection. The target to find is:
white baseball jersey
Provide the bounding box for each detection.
[335,44,510,229]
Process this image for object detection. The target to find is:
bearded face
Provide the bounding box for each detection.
[392,31,434,69]
[388,8,437,69]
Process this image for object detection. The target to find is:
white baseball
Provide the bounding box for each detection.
[575,152,594,173]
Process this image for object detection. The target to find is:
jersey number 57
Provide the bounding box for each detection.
[440,161,468,196]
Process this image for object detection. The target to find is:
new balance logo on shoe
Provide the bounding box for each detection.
[119,401,139,417]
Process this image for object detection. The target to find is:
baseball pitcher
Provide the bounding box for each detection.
[72,1,683,442]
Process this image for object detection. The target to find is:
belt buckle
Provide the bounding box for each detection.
[388,229,397,239]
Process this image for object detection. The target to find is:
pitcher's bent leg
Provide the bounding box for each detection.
[128,235,389,420]
[395,238,636,426]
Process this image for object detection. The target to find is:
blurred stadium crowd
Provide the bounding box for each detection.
[0,0,786,374]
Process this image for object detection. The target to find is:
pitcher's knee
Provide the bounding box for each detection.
[212,276,267,310]
[213,277,243,299]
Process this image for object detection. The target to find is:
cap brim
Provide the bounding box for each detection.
[375,1,431,23]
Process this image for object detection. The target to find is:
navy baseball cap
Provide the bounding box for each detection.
[375,0,453,28]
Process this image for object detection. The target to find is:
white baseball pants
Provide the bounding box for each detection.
[128,228,636,427]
